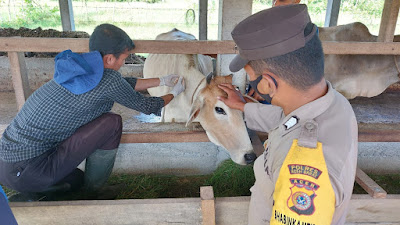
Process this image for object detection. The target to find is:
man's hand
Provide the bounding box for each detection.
[169,76,185,97]
[218,83,246,112]
[160,74,179,87]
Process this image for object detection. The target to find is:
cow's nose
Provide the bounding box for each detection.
[244,153,257,164]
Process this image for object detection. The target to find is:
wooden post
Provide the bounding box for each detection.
[355,167,387,199]
[8,52,31,110]
[324,0,341,27]
[377,0,400,42]
[58,0,75,31]
[199,0,208,40]
[200,186,216,225]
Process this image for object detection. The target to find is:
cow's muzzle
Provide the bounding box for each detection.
[244,153,257,164]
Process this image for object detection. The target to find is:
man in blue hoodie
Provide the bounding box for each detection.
[0,23,185,199]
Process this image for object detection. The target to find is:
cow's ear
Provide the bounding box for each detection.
[186,97,204,127]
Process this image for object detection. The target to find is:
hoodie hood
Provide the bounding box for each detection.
[54,50,104,95]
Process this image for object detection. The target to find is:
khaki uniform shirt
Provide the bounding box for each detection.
[244,82,358,225]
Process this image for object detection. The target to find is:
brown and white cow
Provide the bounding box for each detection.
[143,29,255,165]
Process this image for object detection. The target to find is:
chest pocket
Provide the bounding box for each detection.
[270,121,335,225]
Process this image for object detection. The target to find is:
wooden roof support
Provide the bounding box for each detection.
[200,186,216,225]
[355,167,387,199]
[58,0,75,31]
[8,52,30,110]
[324,0,341,27]
[199,0,208,40]
[378,0,400,42]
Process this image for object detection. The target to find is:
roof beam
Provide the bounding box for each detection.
[324,0,341,27]
[378,0,400,42]
[58,0,75,31]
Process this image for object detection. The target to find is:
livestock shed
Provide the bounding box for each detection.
[1,0,400,224]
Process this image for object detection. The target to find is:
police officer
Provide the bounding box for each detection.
[218,5,358,225]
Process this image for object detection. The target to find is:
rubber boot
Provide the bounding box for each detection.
[84,149,117,192]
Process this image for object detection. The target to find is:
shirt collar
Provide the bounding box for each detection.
[279,81,335,132]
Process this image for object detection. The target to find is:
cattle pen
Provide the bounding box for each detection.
[1,0,400,224]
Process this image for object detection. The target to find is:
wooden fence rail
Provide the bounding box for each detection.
[2,37,400,55]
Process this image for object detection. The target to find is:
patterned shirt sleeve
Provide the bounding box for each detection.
[123,77,138,90]
[106,73,164,116]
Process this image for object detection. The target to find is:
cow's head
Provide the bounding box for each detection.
[186,74,255,165]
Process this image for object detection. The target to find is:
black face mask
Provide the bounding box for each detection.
[248,75,278,104]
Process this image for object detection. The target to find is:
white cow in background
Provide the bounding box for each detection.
[143,28,255,165]
[320,22,400,99]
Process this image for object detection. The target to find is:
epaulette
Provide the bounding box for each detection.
[298,120,318,148]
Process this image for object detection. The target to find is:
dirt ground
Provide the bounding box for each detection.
[0,27,145,64]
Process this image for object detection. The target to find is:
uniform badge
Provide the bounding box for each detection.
[287,178,319,215]
[284,116,298,130]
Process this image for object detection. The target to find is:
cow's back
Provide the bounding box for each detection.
[319,22,377,42]
[143,29,213,122]
[319,22,400,99]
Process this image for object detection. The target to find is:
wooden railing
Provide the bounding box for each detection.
[2,37,400,54]
[1,37,400,144]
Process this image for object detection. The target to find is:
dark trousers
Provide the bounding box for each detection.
[0,113,122,193]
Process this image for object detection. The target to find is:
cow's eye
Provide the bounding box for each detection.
[215,107,226,115]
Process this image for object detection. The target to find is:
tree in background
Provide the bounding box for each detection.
[0,0,60,28]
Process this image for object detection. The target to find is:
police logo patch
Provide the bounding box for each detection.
[287,178,318,215]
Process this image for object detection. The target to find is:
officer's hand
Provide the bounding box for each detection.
[218,83,246,112]
[169,76,185,97]
[160,74,179,87]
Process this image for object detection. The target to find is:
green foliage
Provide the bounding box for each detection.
[78,0,163,3]
[4,159,255,200]
[253,0,272,5]
[1,0,60,28]
[341,0,383,18]
[4,162,400,200]
[305,0,327,15]
[107,160,255,199]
